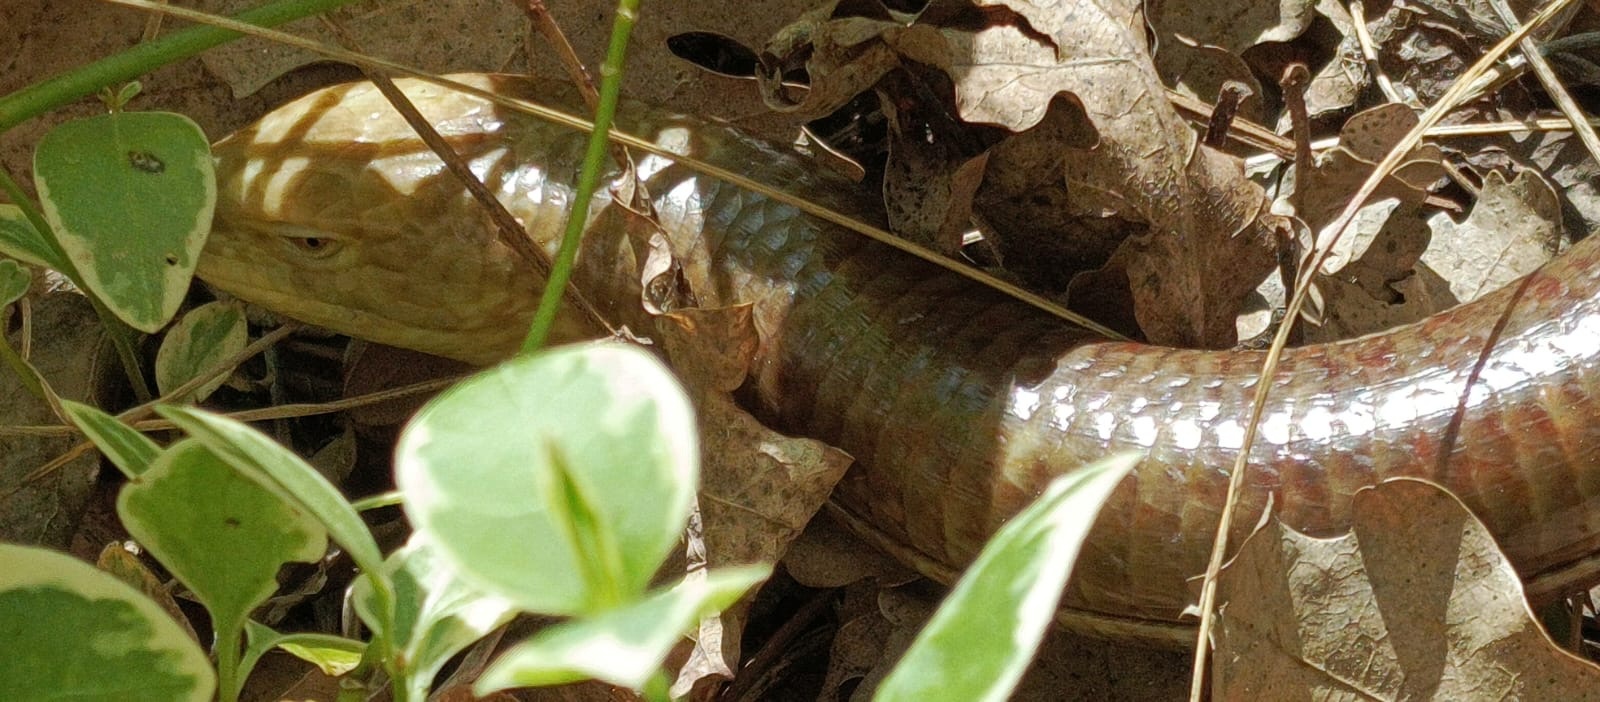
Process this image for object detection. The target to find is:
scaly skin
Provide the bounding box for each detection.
[201,74,1600,644]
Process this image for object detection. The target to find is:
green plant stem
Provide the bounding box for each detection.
[642,671,671,702]
[0,0,360,132]
[349,490,403,512]
[336,646,384,702]
[395,671,427,702]
[0,324,45,401]
[520,0,641,353]
[92,295,156,403]
[216,620,244,702]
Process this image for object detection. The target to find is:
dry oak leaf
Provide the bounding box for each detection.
[1214,477,1600,699]
[1424,168,1566,303]
[1147,0,1318,119]
[1298,201,1454,343]
[1288,103,1448,253]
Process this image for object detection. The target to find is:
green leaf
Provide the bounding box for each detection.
[397,343,698,616]
[61,399,160,478]
[154,405,386,585]
[874,453,1142,702]
[155,300,246,401]
[243,621,364,678]
[475,565,769,693]
[350,537,515,698]
[117,439,327,639]
[276,636,364,676]
[0,543,215,701]
[0,258,29,307]
[0,203,64,269]
[112,81,144,110]
[33,110,215,332]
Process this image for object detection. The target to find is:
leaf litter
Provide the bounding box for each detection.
[9,0,1600,698]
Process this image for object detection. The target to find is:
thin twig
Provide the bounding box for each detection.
[522,0,599,107]
[1279,63,1314,224]
[1488,0,1600,166]
[1349,1,1409,105]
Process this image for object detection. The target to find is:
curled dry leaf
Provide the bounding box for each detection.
[1457,130,1600,235]
[1299,203,1453,342]
[882,123,990,255]
[1147,0,1319,119]
[785,511,916,590]
[1279,1,1367,122]
[654,307,852,565]
[818,582,905,702]
[1215,478,1600,699]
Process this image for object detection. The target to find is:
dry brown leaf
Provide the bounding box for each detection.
[816,581,910,701]
[1424,169,1566,302]
[1458,131,1600,235]
[654,306,760,392]
[1341,103,1433,161]
[1215,478,1600,699]
[341,343,468,427]
[653,306,853,695]
[1148,0,1318,117]
[679,384,853,570]
[1281,0,1367,122]
[760,1,1280,346]
[1289,103,1448,247]
[912,11,1279,346]
[199,0,827,146]
[1404,0,1563,43]
[883,130,990,255]
[757,3,903,120]
[785,511,916,590]
[1300,202,1453,342]
[528,0,825,141]
[1293,117,1564,342]
[97,544,201,643]
[1263,103,1455,342]
[1157,39,1261,120]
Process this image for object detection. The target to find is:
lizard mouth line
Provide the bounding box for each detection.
[195,247,537,364]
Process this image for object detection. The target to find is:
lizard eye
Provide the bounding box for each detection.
[274,225,342,258]
[294,236,330,253]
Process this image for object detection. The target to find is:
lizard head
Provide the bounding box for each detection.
[201,75,575,365]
